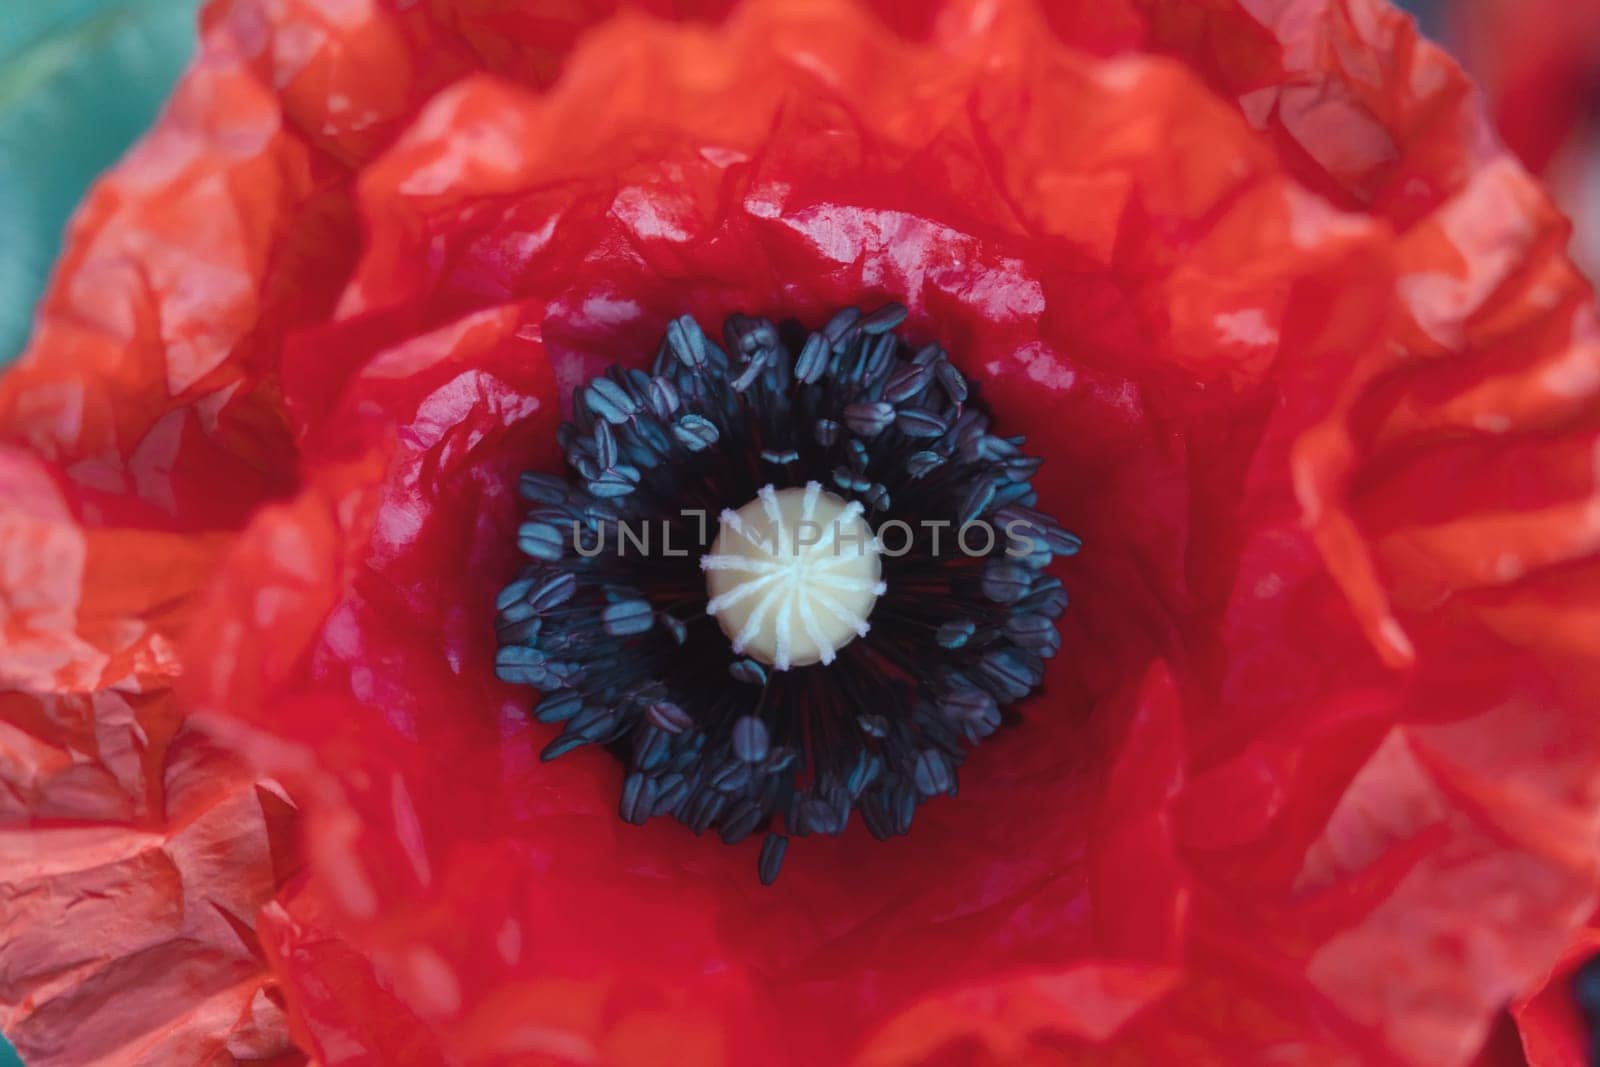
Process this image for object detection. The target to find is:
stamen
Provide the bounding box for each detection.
[494,305,1079,883]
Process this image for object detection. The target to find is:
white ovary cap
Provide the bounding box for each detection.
[702,483,885,670]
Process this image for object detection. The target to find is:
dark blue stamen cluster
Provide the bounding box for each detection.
[495,305,1078,883]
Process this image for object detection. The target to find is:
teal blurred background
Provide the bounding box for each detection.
[0,0,204,369]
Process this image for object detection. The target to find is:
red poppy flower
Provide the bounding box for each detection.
[4,1,1600,1064]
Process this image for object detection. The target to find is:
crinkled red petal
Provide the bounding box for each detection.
[0,452,300,1065]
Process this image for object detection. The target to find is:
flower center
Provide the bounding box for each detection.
[703,484,885,670]
[495,304,1079,883]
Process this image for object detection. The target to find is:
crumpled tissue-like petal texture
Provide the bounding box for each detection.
[4,0,1600,1064]
[0,451,299,1065]
[0,6,351,1062]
